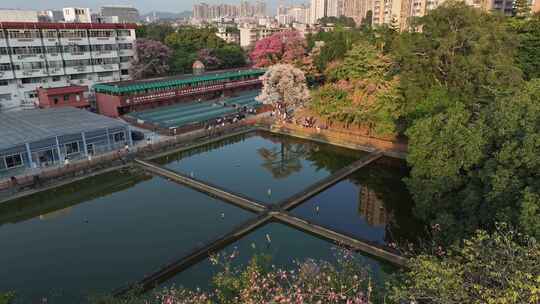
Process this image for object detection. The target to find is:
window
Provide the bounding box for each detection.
[52,76,61,82]
[0,80,8,86]
[113,132,125,143]
[65,142,79,155]
[0,63,11,71]
[25,91,38,99]
[4,154,23,169]
[0,47,9,55]
[42,30,58,39]
[53,97,59,104]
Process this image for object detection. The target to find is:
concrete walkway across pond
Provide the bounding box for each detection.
[121,150,405,297]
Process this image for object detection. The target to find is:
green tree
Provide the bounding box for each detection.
[390,225,540,304]
[135,23,175,42]
[510,14,540,80]
[393,1,523,121]
[312,42,403,136]
[406,79,540,243]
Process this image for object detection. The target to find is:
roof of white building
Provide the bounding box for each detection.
[0,107,127,151]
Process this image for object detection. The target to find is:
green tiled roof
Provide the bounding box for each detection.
[94,69,265,95]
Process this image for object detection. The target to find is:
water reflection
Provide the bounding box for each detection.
[292,157,425,246]
[0,169,151,226]
[155,131,366,204]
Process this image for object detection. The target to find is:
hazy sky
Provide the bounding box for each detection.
[1,0,307,15]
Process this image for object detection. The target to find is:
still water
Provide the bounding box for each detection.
[154,131,366,204]
[168,222,396,291]
[292,157,425,246]
[0,170,253,303]
[0,132,420,303]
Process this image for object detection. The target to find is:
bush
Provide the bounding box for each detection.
[389,224,540,304]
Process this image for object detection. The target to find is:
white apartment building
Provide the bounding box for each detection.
[239,24,283,48]
[63,8,92,23]
[0,22,137,112]
[0,10,39,22]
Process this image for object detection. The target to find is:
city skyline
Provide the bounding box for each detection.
[0,0,306,15]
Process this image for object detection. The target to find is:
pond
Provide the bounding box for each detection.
[153,131,366,204]
[168,222,397,291]
[0,169,253,303]
[0,131,421,303]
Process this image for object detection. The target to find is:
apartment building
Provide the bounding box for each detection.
[372,0,516,30]
[0,22,137,112]
[239,24,283,48]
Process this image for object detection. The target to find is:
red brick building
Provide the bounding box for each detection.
[37,86,90,109]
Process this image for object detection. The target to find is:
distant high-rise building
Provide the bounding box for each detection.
[255,0,267,16]
[327,0,344,16]
[310,0,327,23]
[343,0,371,25]
[38,10,65,22]
[100,5,140,23]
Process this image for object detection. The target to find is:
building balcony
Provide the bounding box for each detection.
[62,52,91,60]
[116,36,135,43]
[0,70,15,80]
[15,69,48,78]
[45,53,62,61]
[93,64,120,73]
[118,49,134,57]
[91,50,119,59]
[7,38,43,47]
[42,38,61,46]
[47,67,65,76]
[65,66,90,75]
[89,37,117,45]
[11,54,46,62]
[120,74,131,80]
[60,37,90,46]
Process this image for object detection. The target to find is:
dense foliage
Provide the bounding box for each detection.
[134,25,246,76]
[390,225,540,304]
[130,39,172,79]
[164,27,246,74]
[311,42,402,136]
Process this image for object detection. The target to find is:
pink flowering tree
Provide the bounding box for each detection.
[197,48,222,70]
[250,31,307,68]
[256,64,310,118]
[130,39,172,80]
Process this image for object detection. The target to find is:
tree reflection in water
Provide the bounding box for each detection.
[257,140,315,179]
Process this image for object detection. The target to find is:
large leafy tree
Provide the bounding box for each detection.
[390,225,540,304]
[164,27,246,74]
[397,2,540,244]
[393,1,523,121]
[135,23,175,42]
[510,14,540,80]
[311,42,403,136]
[129,39,172,79]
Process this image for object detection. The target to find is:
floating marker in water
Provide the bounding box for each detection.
[266,233,271,243]
[221,212,225,219]
[315,206,320,214]
[190,171,194,178]
[267,188,272,197]
[251,242,256,249]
